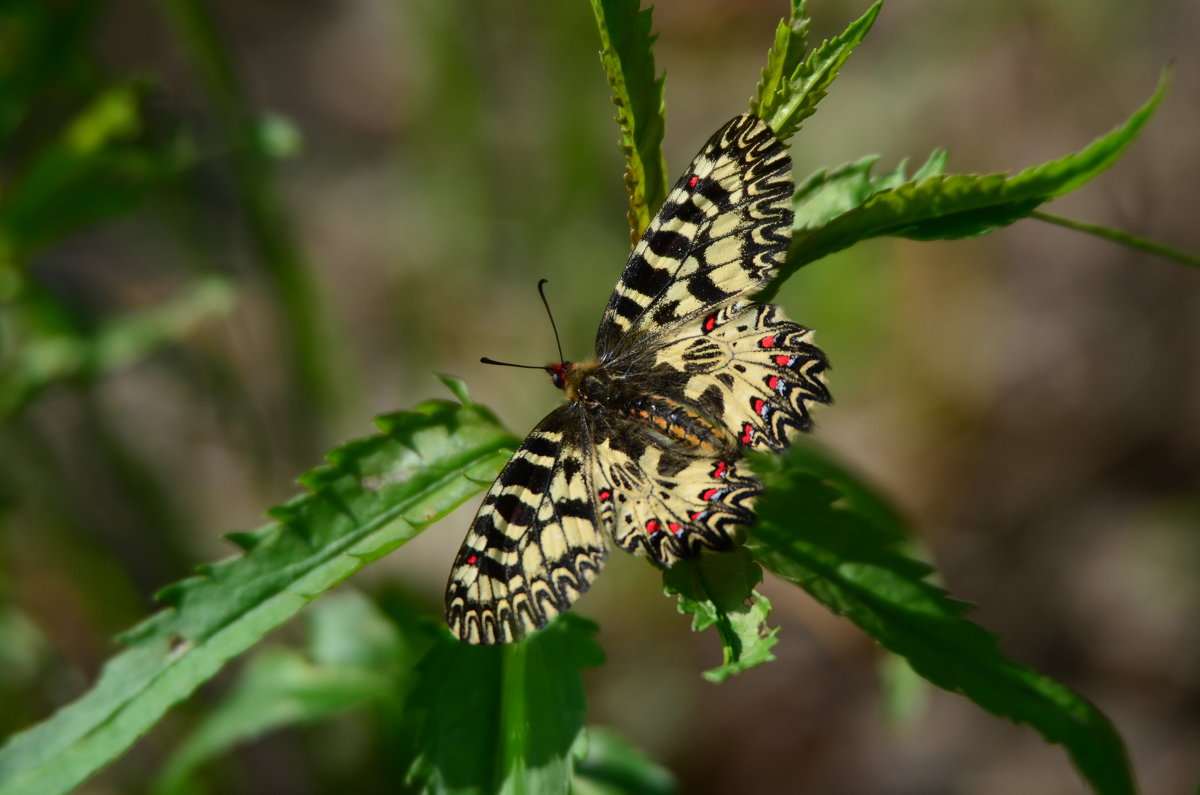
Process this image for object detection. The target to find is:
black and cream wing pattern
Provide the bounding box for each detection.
[446,114,830,644]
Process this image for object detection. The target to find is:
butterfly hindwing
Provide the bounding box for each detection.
[445,406,608,644]
[596,114,793,361]
[586,425,760,567]
[652,300,831,451]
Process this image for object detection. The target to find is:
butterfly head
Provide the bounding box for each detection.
[545,361,573,390]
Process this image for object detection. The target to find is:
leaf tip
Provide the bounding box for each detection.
[223,530,260,552]
[436,374,473,405]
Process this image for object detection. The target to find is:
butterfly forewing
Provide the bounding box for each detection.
[445,406,608,644]
[596,114,793,361]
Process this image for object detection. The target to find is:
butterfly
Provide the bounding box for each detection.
[445,114,830,644]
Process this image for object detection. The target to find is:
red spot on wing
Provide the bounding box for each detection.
[466,554,478,565]
[645,519,661,535]
[668,522,683,535]
[760,335,777,349]
[711,461,729,480]
[702,313,718,333]
[701,487,723,501]
[740,423,756,444]
[688,175,699,188]
[689,509,708,521]
[598,489,612,502]
[773,354,795,368]
[752,398,768,417]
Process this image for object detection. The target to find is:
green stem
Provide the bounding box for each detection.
[1032,210,1200,269]
[157,0,353,450]
[695,563,739,665]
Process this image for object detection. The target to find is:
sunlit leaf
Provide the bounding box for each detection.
[0,401,518,795]
[588,0,668,239]
[756,1,882,142]
[663,548,778,682]
[767,70,1169,295]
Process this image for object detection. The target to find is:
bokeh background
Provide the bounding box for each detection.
[2,0,1197,792]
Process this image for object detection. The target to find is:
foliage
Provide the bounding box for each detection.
[763,71,1170,297]
[662,548,779,683]
[753,0,883,143]
[0,396,517,795]
[589,0,669,240]
[153,592,406,795]
[402,615,603,793]
[747,446,1136,795]
[1,0,1189,794]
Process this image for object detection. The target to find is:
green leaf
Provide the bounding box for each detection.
[0,84,186,261]
[763,442,910,540]
[573,727,677,795]
[253,112,303,160]
[751,1,810,120]
[0,276,237,419]
[154,591,421,795]
[62,83,142,152]
[792,150,948,232]
[154,647,391,795]
[768,70,1169,293]
[662,548,778,683]
[879,651,928,727]
[0,400,518,795]
[589,0,668,239]
[757,1,882,142]
[745,447,1137,795]
[402,615,605,794]
[303,589,428,670]
[436,373,474,405]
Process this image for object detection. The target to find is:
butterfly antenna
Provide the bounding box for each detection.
[538,278,566,363]
[479,357,544,369]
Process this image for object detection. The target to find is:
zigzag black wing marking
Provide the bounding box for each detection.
[445,406,608,645]
[586,416,759,568]
[596,114,793,362]
[652,300,831,451]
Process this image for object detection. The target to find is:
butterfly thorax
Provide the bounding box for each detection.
[553,358,734,456]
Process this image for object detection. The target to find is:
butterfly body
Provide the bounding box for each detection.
[559,358,735,456]
[446,114,830,644]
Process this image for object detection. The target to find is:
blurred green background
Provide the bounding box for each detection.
[1,0,1197,792]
